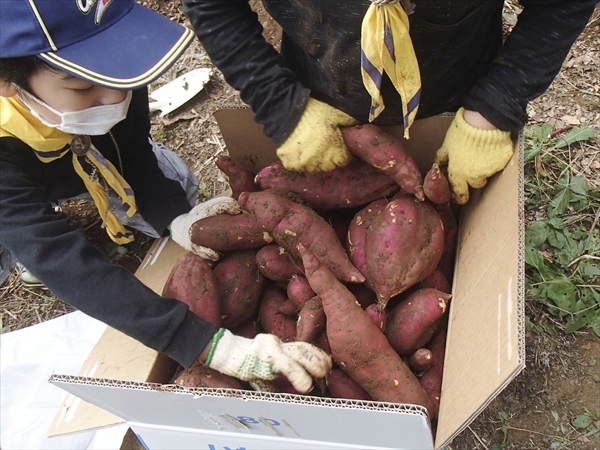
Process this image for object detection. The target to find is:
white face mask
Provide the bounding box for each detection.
[16,87,132,136]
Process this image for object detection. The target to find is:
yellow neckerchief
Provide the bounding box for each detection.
[0,96,137,244]
[361,0,421,138]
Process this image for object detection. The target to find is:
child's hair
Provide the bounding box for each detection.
[0,56,55,91]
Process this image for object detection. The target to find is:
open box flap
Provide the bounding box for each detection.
[47,238,186,437]
[48,376,433,450]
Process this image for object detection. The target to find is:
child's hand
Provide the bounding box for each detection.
[203,329,333,394]
[169,197,242,261]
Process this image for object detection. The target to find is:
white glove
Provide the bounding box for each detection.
[170,197,242,261]
[205,329,333,393]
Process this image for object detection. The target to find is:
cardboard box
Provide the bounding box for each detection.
[47,109,525,449]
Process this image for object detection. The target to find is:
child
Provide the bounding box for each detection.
[0,0,331,393]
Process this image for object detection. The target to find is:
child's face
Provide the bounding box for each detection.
[26,66,128,125]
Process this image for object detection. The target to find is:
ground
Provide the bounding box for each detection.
[1,2,598,449]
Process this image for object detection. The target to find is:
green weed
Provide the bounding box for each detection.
[524,124,599,337]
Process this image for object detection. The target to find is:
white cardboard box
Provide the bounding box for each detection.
[47,110,525,449]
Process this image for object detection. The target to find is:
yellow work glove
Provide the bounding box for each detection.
[276,98,358,172]
[435,108,514,205]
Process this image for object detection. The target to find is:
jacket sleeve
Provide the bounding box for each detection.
[0,137,215,369]
[182,0,310,145]
[463,0,598,133]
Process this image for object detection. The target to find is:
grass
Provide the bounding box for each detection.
[523,123,600,337]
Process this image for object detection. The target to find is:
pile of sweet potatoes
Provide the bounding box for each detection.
[163,125,459,422]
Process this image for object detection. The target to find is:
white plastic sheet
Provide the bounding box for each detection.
[1,311,128,449]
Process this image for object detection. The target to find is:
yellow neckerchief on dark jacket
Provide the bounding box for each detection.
[361,0,421,138]
[0,96,137,244]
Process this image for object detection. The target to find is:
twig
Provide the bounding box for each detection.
[505,425,565,439]
[468,426,489,450]
[549,126,573,138]
[559,72,600,98]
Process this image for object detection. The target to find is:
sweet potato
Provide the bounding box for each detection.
[298,244,433,414]
[346,198,388,276]
[312,330,332,355]
[215,155,259,200]
[296,296,325,343]
[255,160,400,209]
[342,124,425,201]
[173,363,245,389]
[239,190,365,284]
[231,317,262,339]
[348,195,445,308]
[189,211,273,251]
[256,244,304,283]
[364,303,386,332]
[213,249,265,329]
[346,283,377,309]
[162,252,221,327]
[436,203,459,283]
[417,269,451,294]
[286,274,316,309]
[328,369,372,400]
[423,163,452,205]
[385,288,451,355]
[420,322,447,418]
[258,284,296,342]
[408,348,433,373]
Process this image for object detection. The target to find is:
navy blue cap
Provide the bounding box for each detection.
[0,0,195,89]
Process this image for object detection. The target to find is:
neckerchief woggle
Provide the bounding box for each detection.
[0,96,137,244]
[361,0,421,138]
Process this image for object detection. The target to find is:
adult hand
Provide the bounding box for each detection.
[276,98,358,172]
[204,328,333,393]
[435,108,514,204]
[170,197,242,261]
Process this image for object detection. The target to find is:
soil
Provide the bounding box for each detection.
[1,2,598,449]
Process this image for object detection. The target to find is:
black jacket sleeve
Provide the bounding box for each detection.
[463,0,598,132]
[0,89,215,368]
[183,0,597,138]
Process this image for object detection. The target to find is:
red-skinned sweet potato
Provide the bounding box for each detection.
[298,244,434,415]
[255,160,400,210]
[231,317,262,339]
[296,296,325,343]
[312,330,332,355]
[385,288,451,355]
[346,198,388,275]
[213,249,265,329]
[423,163,452,205]
[364,303,386,332]
[258,284,296,342]
[436,203,459,283]
[420,321,447,418]
[408,348,433,373]
[348,195,445,309]
[286,274,316,309]
[342,124,425,201]
[190,211,273,252]
[239,190,365,284]
[256,244,304,283]
[162,252,221,327]
[173,363,245,389]
[215,155,259,200]
[417,269,452,294]
[328,369,372,400]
